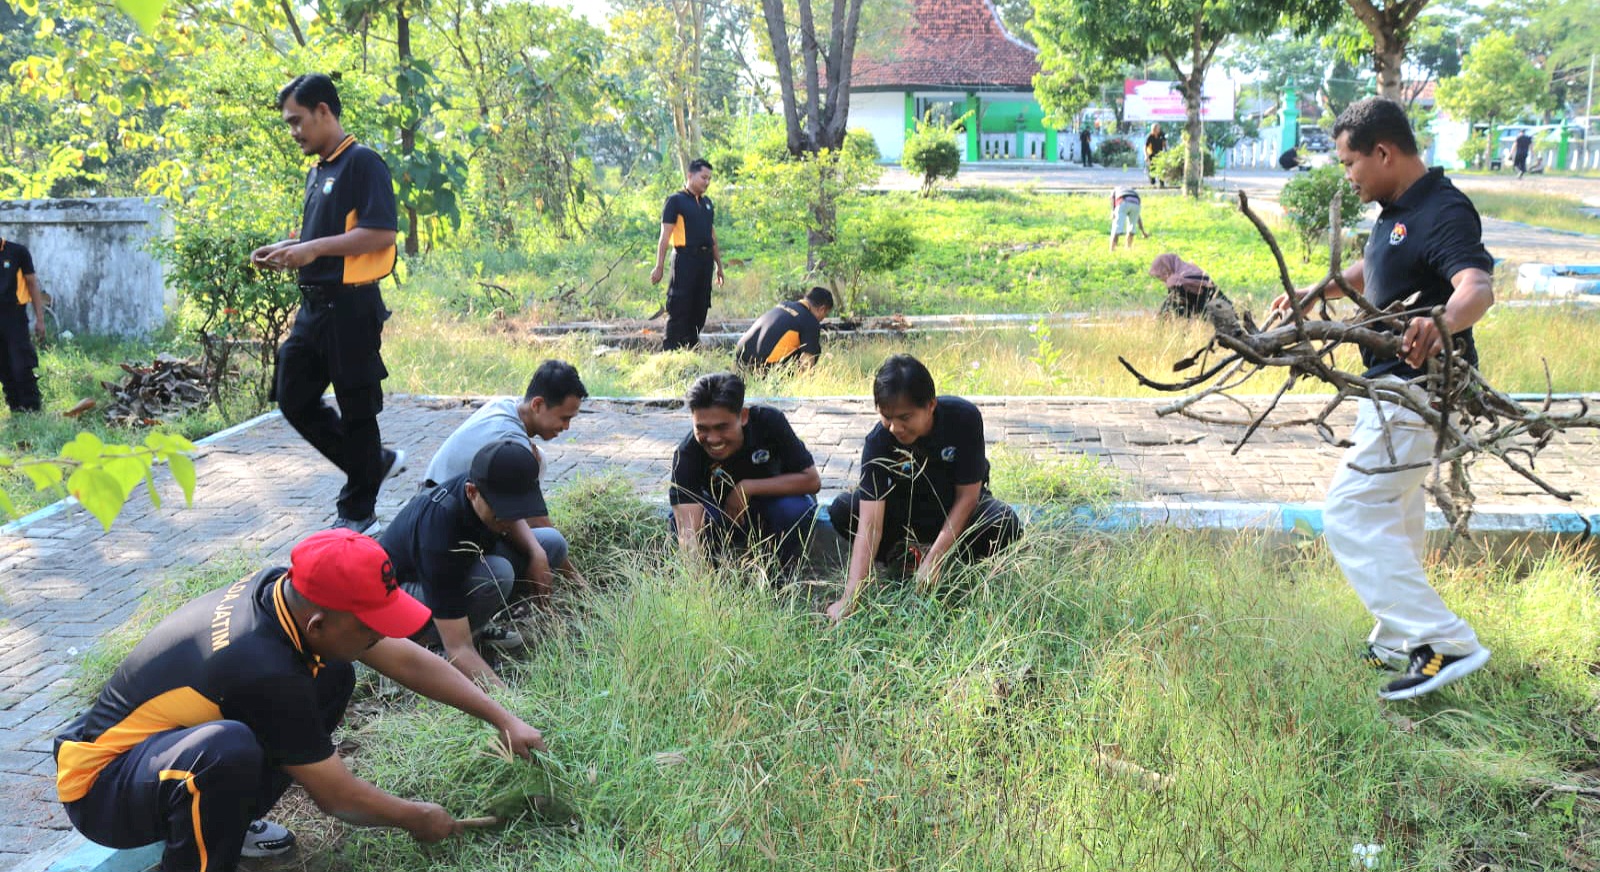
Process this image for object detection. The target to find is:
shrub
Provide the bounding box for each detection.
[822,213,919,314]
[1280,165,1364,263]
[1150,145,1216,185]
[1097,138,1136,167]
[901,112,967,197]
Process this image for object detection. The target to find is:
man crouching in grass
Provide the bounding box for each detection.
[55,529,547,871]
[826,354,1022,623]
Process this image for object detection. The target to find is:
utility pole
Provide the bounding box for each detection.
[1586,52,1595,130]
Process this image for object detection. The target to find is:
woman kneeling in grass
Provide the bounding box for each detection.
[826,354,1022,623]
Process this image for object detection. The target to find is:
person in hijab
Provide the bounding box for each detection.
[1149,253,1228,319]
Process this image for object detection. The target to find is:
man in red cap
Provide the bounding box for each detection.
[54,528,547,872]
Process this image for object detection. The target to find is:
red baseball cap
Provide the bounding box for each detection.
[288,529,431,638]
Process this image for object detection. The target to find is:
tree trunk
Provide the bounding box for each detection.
[1372,30,1405,101]
[397,0,419,255]
[1182,72,1205,197]
[1343,0,1427,103]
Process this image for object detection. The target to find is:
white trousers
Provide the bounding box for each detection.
[1322,396,1481,657]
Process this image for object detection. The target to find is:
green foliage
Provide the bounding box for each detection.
[900,113,966,197]
[1279,165,1364,262]
[820,214,919,315]
[163,219,301,409]
[1149,144,1215,185]
[1095,138,1136,167]
[0,430,196,530]
[1436,31,1548,127]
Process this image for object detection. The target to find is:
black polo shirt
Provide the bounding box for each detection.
[1,238,36,316]
[55,568,345,803]
[670,405,814,505]
[735,301,822,366]
[380,473,541,621]
[1361,168,1494,380]
[662,189,715,250]
[299,136,399,286]
[858,396,989,513]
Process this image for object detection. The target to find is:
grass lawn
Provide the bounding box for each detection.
[1465,191,1600,236]
[67,475,1600,871]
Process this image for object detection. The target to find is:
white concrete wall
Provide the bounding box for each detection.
[850,91,907,161]
[0,198,172,337]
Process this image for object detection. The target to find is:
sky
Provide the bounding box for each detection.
[537,0,611,26]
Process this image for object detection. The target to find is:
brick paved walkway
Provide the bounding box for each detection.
[2,394,1597,867]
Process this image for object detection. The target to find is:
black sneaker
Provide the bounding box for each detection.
[1378,644,1490,701]
[381,448,407,482]
[477,623,525,651]
[241,819,296,858]
[1362,644,1406,671]
[331,515,377,534]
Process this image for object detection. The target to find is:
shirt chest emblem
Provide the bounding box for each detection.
[941,446,957,462]
[750,449,771,465]
[2,260,9,270]
[1389,223,1407,245]
[322,177,336,195]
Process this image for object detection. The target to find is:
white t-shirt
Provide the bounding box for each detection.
[423,397,544,486]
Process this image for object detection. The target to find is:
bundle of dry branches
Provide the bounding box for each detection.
[1120,191,1599,537]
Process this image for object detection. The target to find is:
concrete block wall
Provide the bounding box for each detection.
[0,198,172,337]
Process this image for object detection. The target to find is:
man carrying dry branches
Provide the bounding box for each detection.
[1271,98,1495,702]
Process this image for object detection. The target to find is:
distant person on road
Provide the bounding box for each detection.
[670,372,820,572]
[54,529,547,872]
[1271,97,1496,702]
[1110,186,1149,251]
[251,73,405,534]
[421,359,591,612]
[1144,124,1168,187]
[1080,127,1093,166]
[1512,129,1533,178]
[650,158,725,351]
[0,235,46,413]
[1149,253,1228,319]
[735,286,834,371]
[826,354,1022,624]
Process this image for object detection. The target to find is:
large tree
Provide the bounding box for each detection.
[1340,0,1431,101]
[1435,31,1547,163]
[1032,0,1337,196]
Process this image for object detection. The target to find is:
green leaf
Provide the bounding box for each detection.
[68,467,125,531]
[22,461,64,492]
[115,0,166,33]
[16,0,38,15]
[144,467,162,509]
[167,454,196,506]
[59,432,105,464]
[102,456,150,500]
[0,486,14,519]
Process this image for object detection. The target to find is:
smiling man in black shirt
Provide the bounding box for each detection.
[670,372,820,571]
[252,73,405,533]
[826,355,1021,623]
[55,529,547,872]
[1272,97,1495,702]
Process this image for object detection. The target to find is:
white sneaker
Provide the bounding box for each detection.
[241,818,296,858]
[477,623,525,651]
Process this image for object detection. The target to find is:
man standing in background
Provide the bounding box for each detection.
[650,158,724,351]
[252,73,405,533]
[0,236,45,413]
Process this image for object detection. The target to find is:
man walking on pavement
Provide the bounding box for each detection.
[0,235,46,413]
[650,158,724,351]
[252,73,405,532]
[1512,129,1533,179]
[1272,97,1495,702]
[55,529,548,872]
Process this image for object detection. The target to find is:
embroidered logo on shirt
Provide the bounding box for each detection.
[751,449,771,465]
[1389,223,1407,245]
[2,261,9,270]
[941,446,957,462]
[322,178,336,195]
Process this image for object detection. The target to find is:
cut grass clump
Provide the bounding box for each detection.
[295,530,1600,871]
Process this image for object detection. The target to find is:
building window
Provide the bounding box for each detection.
[915,97,966,131]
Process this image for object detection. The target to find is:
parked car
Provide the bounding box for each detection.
[1300,126,1334,153]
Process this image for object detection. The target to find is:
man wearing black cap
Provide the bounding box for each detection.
[381,440,548,687]
[734,287,833,371]
[650,158,724,350]
[55,529,547,872]
[251,73,405,533]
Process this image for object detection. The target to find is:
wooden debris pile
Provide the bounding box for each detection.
[101,354,213,426]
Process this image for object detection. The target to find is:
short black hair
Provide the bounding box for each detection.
[872,354,936,408]
[1332,97,1418,156]
[277,73,342,119]
[524,359,588,405]
[804,286,835,310]
[688,158,713,174]
[686,372,744,414]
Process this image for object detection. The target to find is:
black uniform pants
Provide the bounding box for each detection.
[0,313,42,413]
[828,489,1021,565]
[664,247,714,351]
[274,284,390,520]
[63,664,355,872]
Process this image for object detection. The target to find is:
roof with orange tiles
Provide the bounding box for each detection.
[851,0,1040,90]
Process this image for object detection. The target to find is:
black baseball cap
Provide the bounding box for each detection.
[467,440,544,519]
